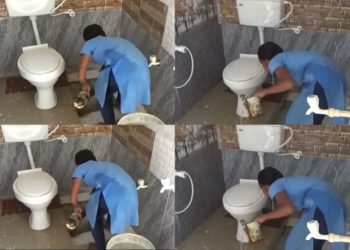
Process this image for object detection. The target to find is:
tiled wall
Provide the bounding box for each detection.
[147,125,175,183]
[175,125,217,159]
[217,0,350,33]
[112,126,155,168]
[216,125,350,159]
[122,0,174,54]
[0,125,112,144]
[110,137,175,249]
[0,0,122,17]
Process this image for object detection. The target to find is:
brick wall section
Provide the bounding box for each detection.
[112,125,155,168]
[122,0,168,43]
[217,0,350,33]
[216,125,350,159]
[0,125,112,144]
[0,0,122,17]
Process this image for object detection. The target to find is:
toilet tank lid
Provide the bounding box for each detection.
[14,171,55,197]
[19,44,62,74]
[223,57,264,82]
[223,182,265,207]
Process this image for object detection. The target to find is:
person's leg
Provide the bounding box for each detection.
[313,207,328,250]
[313,82,329,125]
[90,195,109,250]
[99,72,119,124]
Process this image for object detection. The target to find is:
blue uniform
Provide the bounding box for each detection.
[81,36,151,114]
[73,161,139,234]
[269,177,347,250]
[269,51,347,125]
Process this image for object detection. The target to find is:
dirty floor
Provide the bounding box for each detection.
[179,207,334,250]
[178,83,288,125]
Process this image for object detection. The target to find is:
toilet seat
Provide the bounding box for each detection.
[18,46,62,75]
[14,171,56,197]
[223,182,265,208]
[17,44,65,84]
[223,57,265,85]
[13,170,57,205]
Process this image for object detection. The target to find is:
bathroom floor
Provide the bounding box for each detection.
[178,83,288,125]
[179,207,333,250]
[0,197,116,249]
[0,72,132,124]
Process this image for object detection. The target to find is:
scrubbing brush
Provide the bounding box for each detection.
[244,221,264,243]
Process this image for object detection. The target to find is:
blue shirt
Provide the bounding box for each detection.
[81,36,151,114]
[269,176,339,212]
[269,51,347,124]
[73,161,139,234]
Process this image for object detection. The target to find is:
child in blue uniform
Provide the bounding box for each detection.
[256,167,347,250]
[70,149,139,250]
[256,42,347,125]
[79,24,151,124]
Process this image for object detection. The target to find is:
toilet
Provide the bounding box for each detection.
[223,55,267,117]
[18,44,65,109]
[5,0,66,110]
[222,0,284,117]
[223,179,266,242]
[1,125,58,231]
[13,168,58,230]
[223,125,286,243]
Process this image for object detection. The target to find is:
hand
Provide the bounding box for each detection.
[255,215,267,224]
[255,89,266,99]
[74,206,83,215]
[82,83,92,93]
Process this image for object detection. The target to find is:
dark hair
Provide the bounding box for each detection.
[83,24,106,41]
[75,149,96,165]
[257,42,284,61]
[257,167,283,187]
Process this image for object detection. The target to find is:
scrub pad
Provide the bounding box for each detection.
[246,96,263,118]
[245,221,264,243]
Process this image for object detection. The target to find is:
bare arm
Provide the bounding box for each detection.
[70,178,84,214]
[79,55,92,92]
[256,192,295,224]
[256,67,295,98]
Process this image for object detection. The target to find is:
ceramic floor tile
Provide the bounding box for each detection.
[179,83,287,125]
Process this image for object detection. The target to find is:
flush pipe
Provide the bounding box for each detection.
[29,16,41,45]
[257,27,265,45]
[24,141,36,169]
[257,152,265,170]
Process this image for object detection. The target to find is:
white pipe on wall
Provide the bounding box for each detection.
[29,16,41,45]
[24,141,36,169]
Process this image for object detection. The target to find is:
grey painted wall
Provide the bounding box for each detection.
[0,136,111,198]
[221,149,350,215]
[110,138,175,250]
[0,11,122,76]
[175,142,226,247]
[175,17,226,121]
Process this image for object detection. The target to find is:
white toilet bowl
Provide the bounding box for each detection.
[222,180,267,243]
[13,168,58,230]
[18,44,65,110]
[223,54,267,117]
